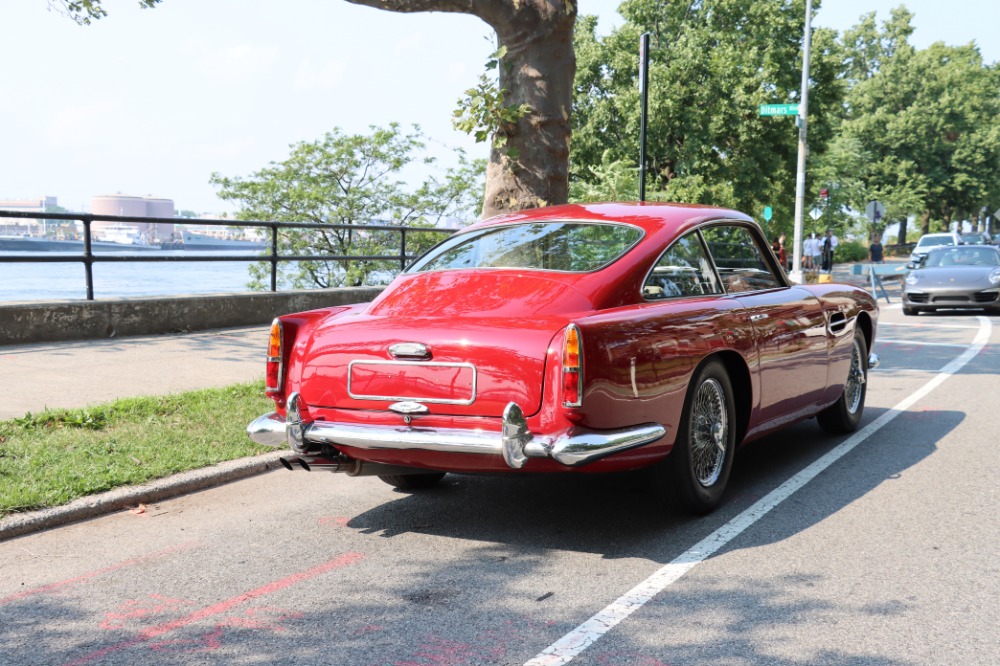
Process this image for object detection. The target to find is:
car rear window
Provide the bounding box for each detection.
[407,222,643,273]
[917,235,955,247]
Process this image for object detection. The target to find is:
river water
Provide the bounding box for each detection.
[0,251,261,301]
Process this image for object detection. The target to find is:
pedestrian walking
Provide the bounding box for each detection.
[869,234,884,263]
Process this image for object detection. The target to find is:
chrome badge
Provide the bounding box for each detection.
[389,342,431,360]
[389,401,429,415]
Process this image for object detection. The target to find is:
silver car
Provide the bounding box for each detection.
[908,232,963,263]
[903,245,1000,315]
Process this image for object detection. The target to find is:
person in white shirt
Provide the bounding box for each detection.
[803,233,816,269]
[810,232,823,269]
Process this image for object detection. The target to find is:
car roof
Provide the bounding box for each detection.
[462,202,755,240]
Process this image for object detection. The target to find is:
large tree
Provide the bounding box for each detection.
[842,9,1000,240]
[346,1,577,217]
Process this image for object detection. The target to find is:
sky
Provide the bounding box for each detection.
[2,0,998,216]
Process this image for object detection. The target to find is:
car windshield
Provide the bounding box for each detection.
[407,222,644,273]
[962,233,986,243]
[925,247,1000,267]
[917,235,956,248]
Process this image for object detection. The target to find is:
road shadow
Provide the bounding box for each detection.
[345,406,960,566]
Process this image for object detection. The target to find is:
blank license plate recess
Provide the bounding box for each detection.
[347,360,476,405]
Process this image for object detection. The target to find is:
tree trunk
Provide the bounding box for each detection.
[919,211,931,236]
[345,0,576,218]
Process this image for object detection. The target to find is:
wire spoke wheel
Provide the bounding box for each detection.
[844,336,865,415]
[817,328,869,434]
[691,378,728,487]
[658,359,736,515]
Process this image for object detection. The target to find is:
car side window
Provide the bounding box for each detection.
[701,225,782,293]
[643,232,721,300]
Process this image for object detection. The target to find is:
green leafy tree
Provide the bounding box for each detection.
[842,9,1000,240]
[571,0,843,236]
[210,124,484,290]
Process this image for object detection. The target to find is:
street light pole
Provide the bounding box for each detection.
[789,0,812,284]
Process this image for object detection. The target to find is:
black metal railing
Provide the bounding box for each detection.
[0,210,456,300]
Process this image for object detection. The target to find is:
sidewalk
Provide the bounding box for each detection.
[0,325,269,420]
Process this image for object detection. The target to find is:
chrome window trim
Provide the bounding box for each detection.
[697,220,789,294]
[641,228,724,302]
[405,220,646,275]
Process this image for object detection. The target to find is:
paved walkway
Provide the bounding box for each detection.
[0,325,269,420]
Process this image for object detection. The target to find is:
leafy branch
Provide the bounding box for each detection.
[452,46,532,160]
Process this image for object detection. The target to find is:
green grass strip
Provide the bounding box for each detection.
[0,381,274,517]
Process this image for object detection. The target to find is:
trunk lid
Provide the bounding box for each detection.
[293,271,591,417]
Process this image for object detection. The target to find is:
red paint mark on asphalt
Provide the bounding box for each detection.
[100,595,194,630]
[0,541,197,607]
[63,552,364,666]
[149,607,304,653]
[319,516,350,527]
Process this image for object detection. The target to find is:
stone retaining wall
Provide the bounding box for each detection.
[0,287,384,346]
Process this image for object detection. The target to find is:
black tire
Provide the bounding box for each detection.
[378,472,446,491]
[817,329,869,434]
[902,305,918,316]
[657,359,737,515]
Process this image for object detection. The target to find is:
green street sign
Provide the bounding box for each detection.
[759,103,800,116]
[762,206,773,221]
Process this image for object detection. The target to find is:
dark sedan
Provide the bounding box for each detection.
[903,245,1000,315]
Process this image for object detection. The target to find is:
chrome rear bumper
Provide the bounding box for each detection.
[247,393,666,470]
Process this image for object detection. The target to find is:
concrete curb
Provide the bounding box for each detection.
[0,451,287,542]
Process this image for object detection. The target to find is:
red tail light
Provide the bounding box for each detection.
[265,318,284,396]
[562,324,583,407]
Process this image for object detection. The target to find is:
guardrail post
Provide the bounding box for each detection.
[82,217,95,301]
[269,224,278,292]
[399,228,407,271]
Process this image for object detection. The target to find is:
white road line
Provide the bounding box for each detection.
[879,321,984,330]
[876,338,971,348]
[525,316,993,666]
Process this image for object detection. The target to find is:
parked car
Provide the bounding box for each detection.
[248,203,880,514]
[909,232,963,263]
[902,244,1000,315]
[961,230,993,245]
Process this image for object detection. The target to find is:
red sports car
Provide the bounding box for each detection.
[248,203,879,513]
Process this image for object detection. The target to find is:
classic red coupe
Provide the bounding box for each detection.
[248,203,879,513]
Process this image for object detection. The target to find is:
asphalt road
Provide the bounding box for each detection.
[2,300,999,665]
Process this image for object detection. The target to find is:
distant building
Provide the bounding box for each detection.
[90,194,176,243]
[0,196,60,236]
[0,196,58,213]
